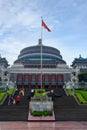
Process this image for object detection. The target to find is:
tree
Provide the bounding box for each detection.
[78,72,87,82]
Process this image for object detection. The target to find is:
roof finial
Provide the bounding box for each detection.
[38,38,42,45]
[79,54,81,58]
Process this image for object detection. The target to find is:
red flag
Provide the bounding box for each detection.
[42,20,51,32]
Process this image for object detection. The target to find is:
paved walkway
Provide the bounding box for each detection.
[0,121,87,130]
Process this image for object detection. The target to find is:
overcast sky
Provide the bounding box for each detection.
[0,0,87,66]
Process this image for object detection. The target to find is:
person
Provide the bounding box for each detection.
[31,89,34,97]
[19,88,25,96]
[15,95,21,104]
[8,94,14,105]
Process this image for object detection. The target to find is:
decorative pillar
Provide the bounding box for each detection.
[56,74,58,82]
[42,74,45,82]
[36,74,38,82]
[56,74,58,88]
[16,74,18,82]
[49,75,51,88]
[62,74,64,87]
[28,85,31,88]
[49,75,51,82]
[62,74,64,82]
[22,74,24,89]
[29,74,32,82]
[42,74,45,88]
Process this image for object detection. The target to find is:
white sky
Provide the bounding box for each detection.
[0,0,87,66]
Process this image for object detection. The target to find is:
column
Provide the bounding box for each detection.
[49,74,51,82]
[62,74,64,82]
[22,74,24,89]
[62,74,64,87]
[16,74,18,82]
[49,75,51,88]
[35,74,38,82]
[35,74,38,88]
[56,74,58,88]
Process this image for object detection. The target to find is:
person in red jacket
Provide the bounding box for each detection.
[15,95,21,104]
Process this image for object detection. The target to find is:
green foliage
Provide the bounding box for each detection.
[31,110,52,116]
[75,90,87,101]
[35,89,46,97]
[43,111,52,116]
[0,87,15,104]
[31,111,43,116]
[0,92,6,103]
[0,88,6,93]
[78,72,87,82]
[66,89,73,96]
[75,93,87,104]
[66,88,87,104]
[8,87,14,95]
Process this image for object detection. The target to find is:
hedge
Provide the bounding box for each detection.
[75,93,87,104]
[66,89,73,96]
[31,110,52,116]
[8,87,15,95]
[0,92,6,103]
[35,89,46,97]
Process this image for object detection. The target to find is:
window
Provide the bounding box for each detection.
[24,75,29,82]
[51,75,55,82]
[32,75,35,82]
[45,75,48,82]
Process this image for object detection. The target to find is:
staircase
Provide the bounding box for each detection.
[0,87,87,121]
[0,89,29,121]
[53,88,87,121]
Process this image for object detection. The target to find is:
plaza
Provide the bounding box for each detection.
[0,39,87,130]
[0,121,87,130]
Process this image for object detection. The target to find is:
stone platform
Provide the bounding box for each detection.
[28,110,55,122]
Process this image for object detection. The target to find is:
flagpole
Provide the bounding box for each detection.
[41,16,43,42]
[40,18,51,91]
[41,17,43,90]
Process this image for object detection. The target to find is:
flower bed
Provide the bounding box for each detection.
[35,89,46,97]
[31,110,52,116]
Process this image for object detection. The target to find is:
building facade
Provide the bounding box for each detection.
[0,55,9,82]
[71,55,87,82]
[9,39,72,89]
[71,55,87,70]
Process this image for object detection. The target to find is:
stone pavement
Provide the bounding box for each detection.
[0,121,87,130]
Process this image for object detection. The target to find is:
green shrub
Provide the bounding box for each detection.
[0,88,6,93]
[75,90,87,101]
[8,88,14,95]
[35,89,46,97]
[31,111,43,116]
[0,92,6,103]
[75,93,87,104]
[43,111,52,116]
[31,110,52,116]
[66,89,73,96]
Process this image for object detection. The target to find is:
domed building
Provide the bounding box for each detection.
[14,39,66,68]
[9,39,72,89]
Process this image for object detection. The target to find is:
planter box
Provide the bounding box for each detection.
[30,101,53,112]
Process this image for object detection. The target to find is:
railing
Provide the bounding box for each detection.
[10,67,72,74]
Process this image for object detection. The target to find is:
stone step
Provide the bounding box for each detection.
[53,91,87,121]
